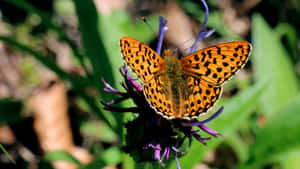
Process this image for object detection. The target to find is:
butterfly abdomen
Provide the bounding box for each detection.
[161,51,194,118]
[159,67,190,118]
[160,73,189,118]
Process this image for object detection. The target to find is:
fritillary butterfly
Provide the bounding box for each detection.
[120,37,251,120]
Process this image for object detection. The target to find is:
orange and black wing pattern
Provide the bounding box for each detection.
[120,37,165,83]
[181,41,251,85]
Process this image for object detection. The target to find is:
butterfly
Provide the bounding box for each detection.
[120,36,251,120]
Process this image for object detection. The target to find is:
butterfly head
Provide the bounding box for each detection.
[163,49,173,58]
[163,49,180,62]
[162,49,182,76]
[163,48,179,58]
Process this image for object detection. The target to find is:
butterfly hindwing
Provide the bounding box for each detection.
[143,76,176,118]
[183,75,222,118]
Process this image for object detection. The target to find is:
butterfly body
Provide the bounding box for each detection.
[156,50,191,118]
[120,36,251,120]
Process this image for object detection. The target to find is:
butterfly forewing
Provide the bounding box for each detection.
[120,37,165,83]
[180,41,251,85]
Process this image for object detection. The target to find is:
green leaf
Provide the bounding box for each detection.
[72,0,114,95]
[80,148,123,169]
[225,132,249,162]
[72,0,126,136]
[278,149,300,169]
[80,121,118,143]
[0,144,16,164]
[251,13,300,117]
[102,147,122,165]
[235,93,300,169]
[123,154,135,169]
[274,23,298,60]
[169,80,268,169]
[135,162,164,169]
[0,98,22,125]
[43,150,81,166]
[80,159,105,169]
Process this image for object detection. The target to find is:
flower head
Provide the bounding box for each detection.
[102,1,222,168]
[102,67,223,168]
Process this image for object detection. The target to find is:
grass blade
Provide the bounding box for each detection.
[0,144,15,164]
[251,13,300,117]
[43,150,81,166]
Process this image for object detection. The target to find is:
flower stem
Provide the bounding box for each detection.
[156,16,168,55]
[188,0,215,54]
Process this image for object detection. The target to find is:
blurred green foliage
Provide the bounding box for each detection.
[0,99,22,125]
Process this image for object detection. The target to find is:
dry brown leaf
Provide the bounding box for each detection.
[163,2,208,56]
[0,125,16,144]
[164,2,195,55]
[219,0,252,36]
[31,81,92,169]
[193,163,210,169]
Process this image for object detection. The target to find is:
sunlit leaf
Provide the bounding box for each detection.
[251,13,299,117]
[43,150,81,166]
[235,93,300,169]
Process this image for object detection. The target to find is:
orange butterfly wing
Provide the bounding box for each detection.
[143,76,174,118]
[142,74,222,119]
[182,75,222,119]
[120,37,165,83]
[180,41,251,85]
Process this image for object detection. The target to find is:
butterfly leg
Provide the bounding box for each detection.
[154,73,168,94]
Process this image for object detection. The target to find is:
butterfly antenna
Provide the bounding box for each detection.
[140,16,168,57]
[140,16,156,35]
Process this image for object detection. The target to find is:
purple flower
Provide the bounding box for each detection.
[102,65,223,168]
[102,1,221,168]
